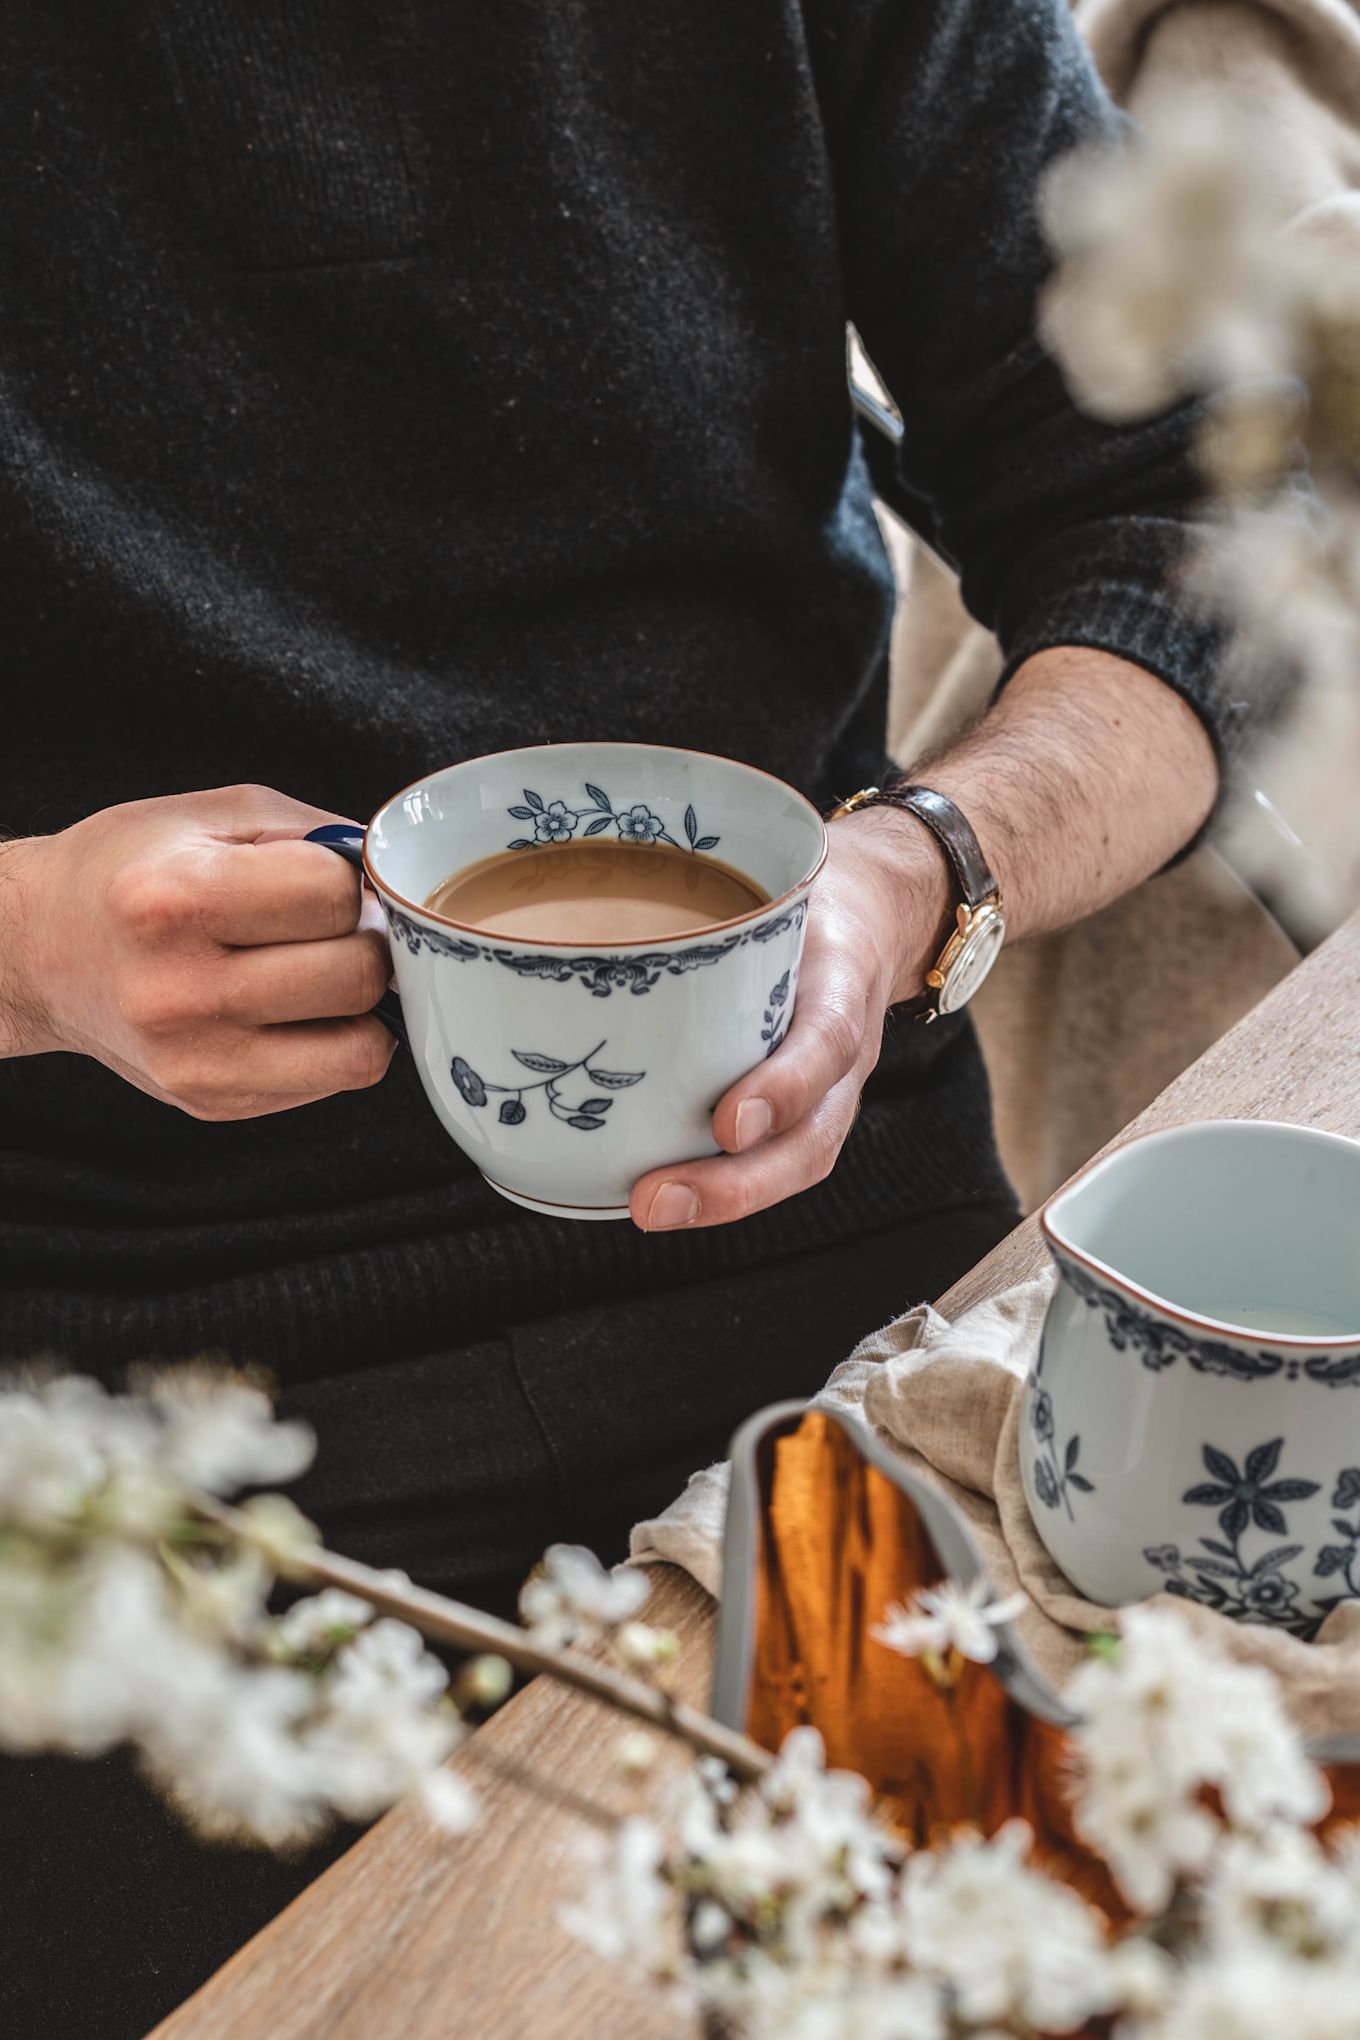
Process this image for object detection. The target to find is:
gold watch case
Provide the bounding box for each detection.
[923,896,1006,1019]
[827,787,1005,1018]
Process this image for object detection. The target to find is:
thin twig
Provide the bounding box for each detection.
[198,1498,772,1783]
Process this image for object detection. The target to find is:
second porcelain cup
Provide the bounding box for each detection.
[1021,1120,1360,1640]
[308,742,827,1220]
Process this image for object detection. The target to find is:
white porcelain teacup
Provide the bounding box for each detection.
[1021,1120,1360,1639]
[307,742,826,1220]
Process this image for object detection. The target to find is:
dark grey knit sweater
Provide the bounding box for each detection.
[0,0,1222,1373]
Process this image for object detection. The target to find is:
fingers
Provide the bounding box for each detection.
[197,837,365,945]
[218,927,393,1024]
[136,1015,397,1123]
[630,1071,865,1231]
[709,921,880,1157]
[631,919,889,1230]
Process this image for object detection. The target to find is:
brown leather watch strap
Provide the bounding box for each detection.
[873,783,999,909]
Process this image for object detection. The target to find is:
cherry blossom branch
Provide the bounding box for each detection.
[197,1497,773,1784]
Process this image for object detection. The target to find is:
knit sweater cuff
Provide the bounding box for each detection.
[994,577,1235,867]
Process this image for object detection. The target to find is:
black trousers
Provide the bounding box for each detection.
[0,1197,1016,2040]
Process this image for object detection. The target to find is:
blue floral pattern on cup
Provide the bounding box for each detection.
[385,900,807,997]
[760,971,791,1058]
[505,785,720,855]
[450,1042,644,1133]
[1142,1437,1325,1638]
[1054,1253,1360,1388]
[1027,1386,1095,1520]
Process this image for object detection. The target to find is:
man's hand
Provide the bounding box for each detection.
[629,807,950,1231]
[0,785,396,1118]
[630,646,1218,1232]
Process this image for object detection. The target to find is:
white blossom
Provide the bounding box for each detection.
[1040,89,1300,421]
[871,1577,1025,1666]
[1201,1826,1360,1966]
[559,1818,678,1970]
[142,1370,315,1493]
[1138,1946,1360,2039]
[0,1370,469,1848]
[741,1971,944,2040]
[518,1544,649,1650]
[419,1768,479,1835]
[1067,1608,1328,1913]
[304,1619,460,1824]
[276,1588,373,1657]
[0,1376,167,1537]
[899,1819,1125,2031]
[147,1655,326,1847]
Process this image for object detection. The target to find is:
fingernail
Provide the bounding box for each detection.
[646,1182,700,1231]
[734,1097,774,1151]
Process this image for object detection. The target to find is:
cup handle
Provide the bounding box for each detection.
[303,824,409,1048]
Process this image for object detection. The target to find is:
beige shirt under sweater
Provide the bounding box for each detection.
[881,0,1360,1210]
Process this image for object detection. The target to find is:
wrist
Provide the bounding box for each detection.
[0,838,57,1057]
[831,804,956,1007]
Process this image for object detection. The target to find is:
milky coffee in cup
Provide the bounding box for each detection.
[424,839,769,943]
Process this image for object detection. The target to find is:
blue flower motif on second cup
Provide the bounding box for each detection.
[1141,1436,1321,1639]
[1184,1438,1319,1539]
[1032,1458,1060,1510]
[1026,1380,1093,1522]
[1030,1389,1055,1443]
[1310,1467,1360,1620]
[449,1041,644,1133]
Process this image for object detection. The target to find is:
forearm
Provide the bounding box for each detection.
[0,838,49,1059]
[845,647,1220,1005]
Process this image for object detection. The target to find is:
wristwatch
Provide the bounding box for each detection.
[827,782,1006,1021]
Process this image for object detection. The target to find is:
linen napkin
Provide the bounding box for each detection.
[629,1270,1360,1739]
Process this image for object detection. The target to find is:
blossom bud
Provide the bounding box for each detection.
[459,1655,513,1709]
[612,1731,660,1779]
[237,1494,319,1576]
[614,1623,679,1673]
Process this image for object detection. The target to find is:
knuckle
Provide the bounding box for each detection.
[121,966,219,1038]
[810,1137,841,1186]
[122,981,193,1038]
[315,862,361,939]
[811,1003,861,1075]
[355,937,391,1010]
[149,1048,219,1114]
[228,782,284,816]
[344,1020,393,1089]
[108,864,195,941]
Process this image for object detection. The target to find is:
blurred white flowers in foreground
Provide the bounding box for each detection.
[0,1369,478,1845]
[1069,1602,1327,1911]
[519,1540,650,1650]
[1042,87,1360,939]
[0,1364,731,1854]
[565,1604,1360,2039]
[7,1364,1360,2035]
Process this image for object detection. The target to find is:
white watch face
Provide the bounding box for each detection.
[936,908,1006,1015]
